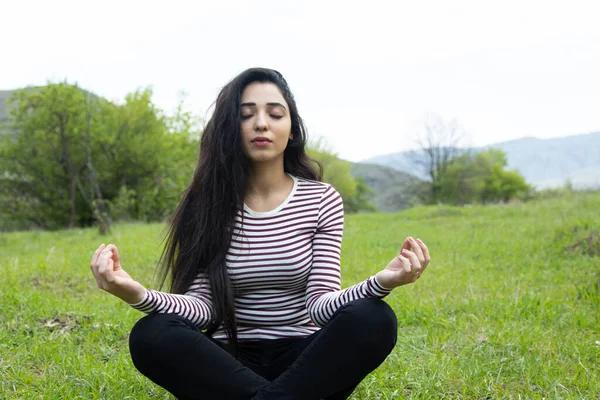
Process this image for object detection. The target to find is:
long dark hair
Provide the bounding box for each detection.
[157,68,322,354]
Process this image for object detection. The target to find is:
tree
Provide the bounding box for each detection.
[436,148,530,205]
[307,145,376,213]
[343,177,377,213]
[479,149,531,203]
[413,113,465,203]
[80,93,111,233]
[0,83,201,231]
[437,150,483,205]
[0,83,92,229]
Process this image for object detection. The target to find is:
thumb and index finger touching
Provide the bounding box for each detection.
[106,244,120,260]
[94,243,121,275]
[399,237,415,255]
[399,237,431,266]
[104,243,121,269]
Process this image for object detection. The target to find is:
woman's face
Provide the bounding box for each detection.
[240,82,292,164]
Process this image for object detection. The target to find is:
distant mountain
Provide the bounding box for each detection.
[362,132,600,189]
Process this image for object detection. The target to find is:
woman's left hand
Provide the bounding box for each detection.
[375,237,431,290]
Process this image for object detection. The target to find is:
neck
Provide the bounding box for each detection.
[246,160,289,196]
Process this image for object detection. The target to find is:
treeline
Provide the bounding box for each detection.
[0,83,532,232]
[0,83,373,232]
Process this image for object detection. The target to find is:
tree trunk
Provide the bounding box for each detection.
[69,174,77,228]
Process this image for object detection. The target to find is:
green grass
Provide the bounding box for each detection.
[1,192,599,399]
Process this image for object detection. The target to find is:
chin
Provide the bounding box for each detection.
[249,156,275,163]
[247,152,283,164]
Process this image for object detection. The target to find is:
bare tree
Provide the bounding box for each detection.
[413,113,466,203]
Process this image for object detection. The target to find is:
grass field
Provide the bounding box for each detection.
[1,192,599,399]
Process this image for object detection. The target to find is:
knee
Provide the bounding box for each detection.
[129,313,192,365]
[341,298,398,351]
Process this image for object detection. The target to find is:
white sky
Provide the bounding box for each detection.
[1,0,599,162]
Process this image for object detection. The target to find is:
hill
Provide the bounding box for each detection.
[350,162,422,212]
[362,132,600,189]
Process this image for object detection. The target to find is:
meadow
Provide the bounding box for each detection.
[1,192,599,399]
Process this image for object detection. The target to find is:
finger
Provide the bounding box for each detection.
[97,249,113,275]
[402,249,421,273]
[400,237,411,252]
[90,244,106,272]
[397,254,412,273]
[104,244,118,257]
[409,237,426,265]
[402,250,421,282]
[101,257,116,284]
[107,244,121,269]
[416,238,431,267]
[96,250,107,274]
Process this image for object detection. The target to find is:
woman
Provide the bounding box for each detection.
[90,67,430,400]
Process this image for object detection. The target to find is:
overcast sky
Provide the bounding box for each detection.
[1,0,599,161]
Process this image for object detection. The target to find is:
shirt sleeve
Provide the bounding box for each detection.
[305,185,393,327]
[129,273,213,330]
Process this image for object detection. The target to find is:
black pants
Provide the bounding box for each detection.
[129,298,398,400]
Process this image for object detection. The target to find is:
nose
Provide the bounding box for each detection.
[254,111,268,132]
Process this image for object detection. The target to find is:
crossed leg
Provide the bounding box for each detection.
[129,298,397,400]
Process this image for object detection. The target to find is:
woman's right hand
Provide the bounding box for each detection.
[90,244,147,304]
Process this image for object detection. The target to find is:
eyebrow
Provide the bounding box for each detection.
[240,102,288,111]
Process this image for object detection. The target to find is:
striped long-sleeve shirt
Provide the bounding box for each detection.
[130,175,393,340]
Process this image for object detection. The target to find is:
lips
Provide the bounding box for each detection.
[251,136,272,143]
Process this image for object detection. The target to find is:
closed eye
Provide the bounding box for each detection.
[241,114,283,120]
[242,114,283,120]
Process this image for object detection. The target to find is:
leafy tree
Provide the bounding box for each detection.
[343,177,377,213]
[92,89,201,223]
[480,150,531,203]
[436,148,530,205]
[0,83,96,229]
[437,151,484,205]
[307,146,376,213]
[99,89,176,221]
[0,83,201,231]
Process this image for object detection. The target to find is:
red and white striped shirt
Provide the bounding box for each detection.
[131,176,392,340]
